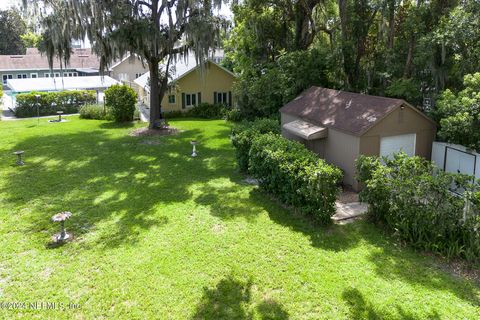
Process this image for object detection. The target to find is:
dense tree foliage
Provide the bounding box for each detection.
[233,49,333,118]
[226,0,480,118]
[20,31,42,49]
[433,73,480,151]
[0,9,27,55]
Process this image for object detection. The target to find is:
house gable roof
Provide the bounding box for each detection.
[0,48,101,71]
[280,86,434,136]
[134,58,235,91]
[109,54,146,70]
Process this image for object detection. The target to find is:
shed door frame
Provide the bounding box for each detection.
[444,146,477,177]
[379,133,416,159]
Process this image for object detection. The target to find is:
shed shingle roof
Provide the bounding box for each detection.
[0,48,101,71]
[280,86,406,136]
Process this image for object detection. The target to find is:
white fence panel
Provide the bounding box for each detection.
[432,141,479,180]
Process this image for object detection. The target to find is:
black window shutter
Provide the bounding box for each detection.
[198,92,201,105]
[182,93,186,109]
[213,91,217,104]
[228,91,232,107]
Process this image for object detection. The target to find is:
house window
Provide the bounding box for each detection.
[54,73,60,77]
[17,74,27,79]
[44,73,51,78]
[168,95,175,104]
[2,74,13,84]
[215,92,228,105]
[135,73,143,79]
[73,72,78,77]
[186,93,197,107]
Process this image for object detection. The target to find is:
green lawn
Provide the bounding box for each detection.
[0,117,478,319]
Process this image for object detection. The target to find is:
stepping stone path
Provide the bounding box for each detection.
[332,190,368,224]
[332,201,368,224]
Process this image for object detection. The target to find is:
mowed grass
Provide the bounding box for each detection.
[0,116,478,319]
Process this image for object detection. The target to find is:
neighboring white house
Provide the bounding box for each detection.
[109,55,148,85]
[0,48,101,89]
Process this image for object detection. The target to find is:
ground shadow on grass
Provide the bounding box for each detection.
[192,275,289,320]
[99,121,137,129]
[342,288,441,319]
[195,184,366,251]
[2,122,234,249]
[368,249,480,307]
[194,183,480,307]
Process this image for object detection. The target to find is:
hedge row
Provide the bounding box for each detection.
[163,103,239,120]
[231,118,280,172]
[249,133,343,223]
[79,104,112,120]
[15,90,96,118]
[356,153,480,262]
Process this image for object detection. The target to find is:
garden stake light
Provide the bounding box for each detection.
[191,140,197,157]
[52,211,72,242]
[35,94,41,125]
[13,150,24,165]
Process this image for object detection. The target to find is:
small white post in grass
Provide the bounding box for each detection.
[35,94,41,125]
[191,140,197,157]
[52,211,72,242]
[13,150,24,165]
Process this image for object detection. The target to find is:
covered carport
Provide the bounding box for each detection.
[6,75,119,105]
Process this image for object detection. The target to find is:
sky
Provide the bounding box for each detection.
[0,0,21,10]
[0,1,232,16]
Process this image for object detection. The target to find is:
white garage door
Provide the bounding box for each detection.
[445,147,476,176]
[380,133,416,159]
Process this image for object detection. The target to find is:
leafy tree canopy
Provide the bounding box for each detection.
[0,9,27,55]
[20,31,42,49]
[434,73,480,151]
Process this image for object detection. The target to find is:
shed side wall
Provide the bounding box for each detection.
[281,113,360,189]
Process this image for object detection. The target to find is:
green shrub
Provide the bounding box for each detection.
[231,118,280,172]
[162,103,234,120]
[163,110,185,119]
[133,108,140,121]
[188,103,227,119]
[356,153,480,262]
[225,108,243,122]
[0,86,3,100]
[104,85,137,122]
[249,133,342,223]
[14,90,95,118]
[79,104,112,120]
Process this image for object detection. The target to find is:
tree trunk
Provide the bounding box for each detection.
[403,35,415,78]
[338,0,352,88]
[404,0,422,78]
[148,59,161,129]
[387,0,395,49]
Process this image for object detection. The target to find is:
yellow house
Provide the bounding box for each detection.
[134,56,236,113]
